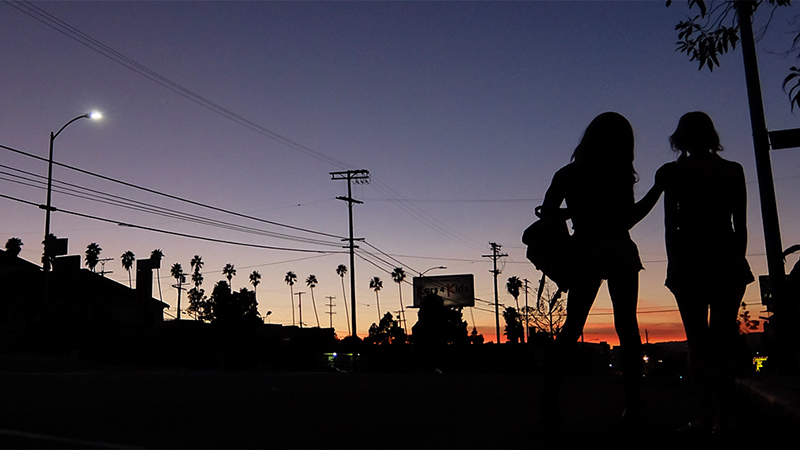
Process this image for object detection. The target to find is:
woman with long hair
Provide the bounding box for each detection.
[635,111,754,433]
[540,112,644,424]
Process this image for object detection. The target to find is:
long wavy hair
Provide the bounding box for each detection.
[571,112,637,182]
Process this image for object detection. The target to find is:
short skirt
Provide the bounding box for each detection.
[666,255,754,293]
[572,234,643,280]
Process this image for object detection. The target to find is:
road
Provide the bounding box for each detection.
[0,358,793,448]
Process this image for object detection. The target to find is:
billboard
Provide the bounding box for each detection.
[412,274,475,308]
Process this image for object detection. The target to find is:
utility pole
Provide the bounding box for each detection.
[736,1,796,370]
[326,296,336,329]
[295,291,306,328]
[483,242,507,343]
[524,278,530,343]
[97,257,114,277]
[331,169,370,337]
[172,275,187,321]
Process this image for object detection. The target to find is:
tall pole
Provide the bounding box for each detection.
[42,112,101,317]
[295,291,306,328]
[326,296,336,329]
[737,1,786,300]
[331,169,370,337]
[524,278,529,343]
[483,242,507,343]
[43,131,56,272]
[737,1,795,368]
[44,113,99,271]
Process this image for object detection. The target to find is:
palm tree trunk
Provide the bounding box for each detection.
[290,286,295,326]
[375,292,381,322]
[311,288,320,327]
[156,270,163,302]
[341,278,351,335]
[398,286,406,333]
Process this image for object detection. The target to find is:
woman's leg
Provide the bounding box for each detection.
[673,286,713,426]
[708,284,746,428]
[543,275,602,415]
[608,271,643,409]
[557,275,603,350]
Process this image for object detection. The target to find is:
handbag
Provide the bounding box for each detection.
[522,206,573,291]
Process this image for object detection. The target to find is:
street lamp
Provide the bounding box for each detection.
[419,266,446,277]
[42,111,102,270]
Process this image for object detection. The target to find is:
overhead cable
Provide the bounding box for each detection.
[0,192,343,254]
[0,143,345,241]
[4,0,353,170]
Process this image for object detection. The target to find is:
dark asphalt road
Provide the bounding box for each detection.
[0,360,794,449]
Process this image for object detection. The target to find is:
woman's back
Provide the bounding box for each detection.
[662,153,745,256]
[551,162,635,241]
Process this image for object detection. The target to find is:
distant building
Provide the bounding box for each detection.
[0,249,167,354]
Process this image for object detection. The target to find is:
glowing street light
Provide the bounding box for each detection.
[42,111,102,270]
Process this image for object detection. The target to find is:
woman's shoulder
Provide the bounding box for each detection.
[716,154,744,169]
[712,154,746,178]
[552,162,578,180]
[656,160,680,177]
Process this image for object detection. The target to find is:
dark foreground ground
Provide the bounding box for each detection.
[0,355,796,449]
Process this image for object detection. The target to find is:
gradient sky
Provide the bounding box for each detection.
[2,1,800,344]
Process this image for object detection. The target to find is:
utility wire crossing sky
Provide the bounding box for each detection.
[2,1,800,342]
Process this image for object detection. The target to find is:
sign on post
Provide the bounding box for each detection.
[412,274,475,308]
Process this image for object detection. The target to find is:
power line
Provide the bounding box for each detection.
[0,143,345,241]
[0,192,344,254]
[3,2,503,256]
[0,166,343,248]
[4,0,354,170]
[368,178,486,252]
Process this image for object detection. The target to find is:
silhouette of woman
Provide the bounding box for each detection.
[635,111,754,433]
[541,112,644,424]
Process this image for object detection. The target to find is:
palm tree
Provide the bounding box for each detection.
[506,276,524,343]
[369,276,383,322]
[391,267,407,333]
[336,264,351,335]
[188,255,204,320]
[150,249,164,302]
[250,270,261,300]
[222,263,236,291]
[85,242,102,272]
[506,276,523,310]
[285,271,297,326]
[190,255,204,280]
[4,237,22,257]
[306,274,320,327]
[191,269,204,289]
[120,250,135,288]
[190,256,204,287]
[171,262,185,320]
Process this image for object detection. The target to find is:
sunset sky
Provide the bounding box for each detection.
[2,1,800,344]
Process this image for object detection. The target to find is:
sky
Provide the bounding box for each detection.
[2,0,800,345]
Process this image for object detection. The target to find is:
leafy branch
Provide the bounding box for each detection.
[668,0,800,108]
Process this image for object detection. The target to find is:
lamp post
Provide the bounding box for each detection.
[419,266,446,277]
[43,111,101,270]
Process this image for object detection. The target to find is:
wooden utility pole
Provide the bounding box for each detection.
[483,242,507,343]
[172,277,187,321]
[736,1,796,369]
[524,278,530,343]
[331,169,370,337]
[326,296,336,329]
[295,291,306,328]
